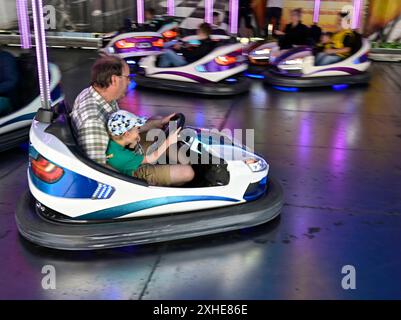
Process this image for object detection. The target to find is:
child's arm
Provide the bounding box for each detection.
[142,128,181,164]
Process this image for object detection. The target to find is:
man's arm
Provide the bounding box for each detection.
[325,47,351,55]
[139,113,176,133]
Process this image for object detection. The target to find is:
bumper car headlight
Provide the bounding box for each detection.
[279,58,304,70]
[244,158,267,172]
[251,48,271,56]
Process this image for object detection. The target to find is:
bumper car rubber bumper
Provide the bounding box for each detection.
[134,74,250,96]
[263,69,371,87]
[0,126,30,153]
[15,177,283,250]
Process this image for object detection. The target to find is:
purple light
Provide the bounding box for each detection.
[137,0,144,24]
[32,0,51,108]
[352,0,363,29]
[313,0,321,24]
[229,0,239,34]
[16,0,31,49]
[167,0,175,16]
[204,0,214,24]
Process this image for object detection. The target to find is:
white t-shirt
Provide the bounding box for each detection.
[266,0,283,8]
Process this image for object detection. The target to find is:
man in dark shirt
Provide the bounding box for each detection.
[275,8,310,49]
[158,23,215,67]
[0,48,19,116]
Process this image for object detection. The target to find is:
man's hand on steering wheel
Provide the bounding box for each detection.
[161,113,177,126]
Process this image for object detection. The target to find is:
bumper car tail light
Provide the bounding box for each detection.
[152,39,164,47]
[31,156,64,183]
[162,30,177,39]
[115,40,135,49]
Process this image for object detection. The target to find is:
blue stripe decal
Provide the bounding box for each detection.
[75,195,239,220]
[0,112,36,128]
[29,146,114,199]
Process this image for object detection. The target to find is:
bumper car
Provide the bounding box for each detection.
[16,108,283,250]
[134,42,250,96]
[264,39,371,88]
[100,16,183,66]
[0,55,63,152]
[246,41,278,66]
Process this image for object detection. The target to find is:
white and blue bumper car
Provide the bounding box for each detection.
[264,39,371,88]
[16,109,283,250]
[0,56,63,152]
[134,42,250,96]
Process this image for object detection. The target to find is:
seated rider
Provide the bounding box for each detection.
[275,8,310,50]
[314,31,334,54]
[0,47,19,116]
[315,12,354,66]
[71,56,177,165]
[211,11,229,36]
[158,23,215,67]
[106,110,194,186]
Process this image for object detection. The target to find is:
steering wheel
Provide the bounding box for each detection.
[163,113,186,137]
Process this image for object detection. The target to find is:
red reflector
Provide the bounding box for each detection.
[162,30,178,39]
[152,38,164,47]
[115,40,135,49]
[31,156,64,183]
[215,55,237,66]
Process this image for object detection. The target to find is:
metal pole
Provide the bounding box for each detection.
[205,0,213,24]
[167,0,175,16]
[16,0,31,49]
[137,0,144,23]
[313,0,321,24]
[31,0,51,109]
[229,0,238,34]
[352,0,364,29]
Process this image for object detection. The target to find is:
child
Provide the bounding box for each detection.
[106,110,194,186]
[314,32,333,55]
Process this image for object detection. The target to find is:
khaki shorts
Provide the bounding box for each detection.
[133,133,171,186]
[133,164,172,186]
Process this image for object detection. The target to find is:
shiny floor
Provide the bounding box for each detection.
[0,49,400,299]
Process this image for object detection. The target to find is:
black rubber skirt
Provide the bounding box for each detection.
[0,125,30,153]
[15,178,283,250]
[264,69,371,87]
[134,74,250,96]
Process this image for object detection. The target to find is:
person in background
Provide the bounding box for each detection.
[265,0,283,37]
[158,23,215,67]
[309,23,322,45]
[145,8,156,23]
[212,11,229,36]
[315,12,354,66]
[118,18,134,33]
[239,0,254,38]
[275,8,310,49]
[0,47,19,116]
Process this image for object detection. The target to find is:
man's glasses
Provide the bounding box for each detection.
[119,74,131,80]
